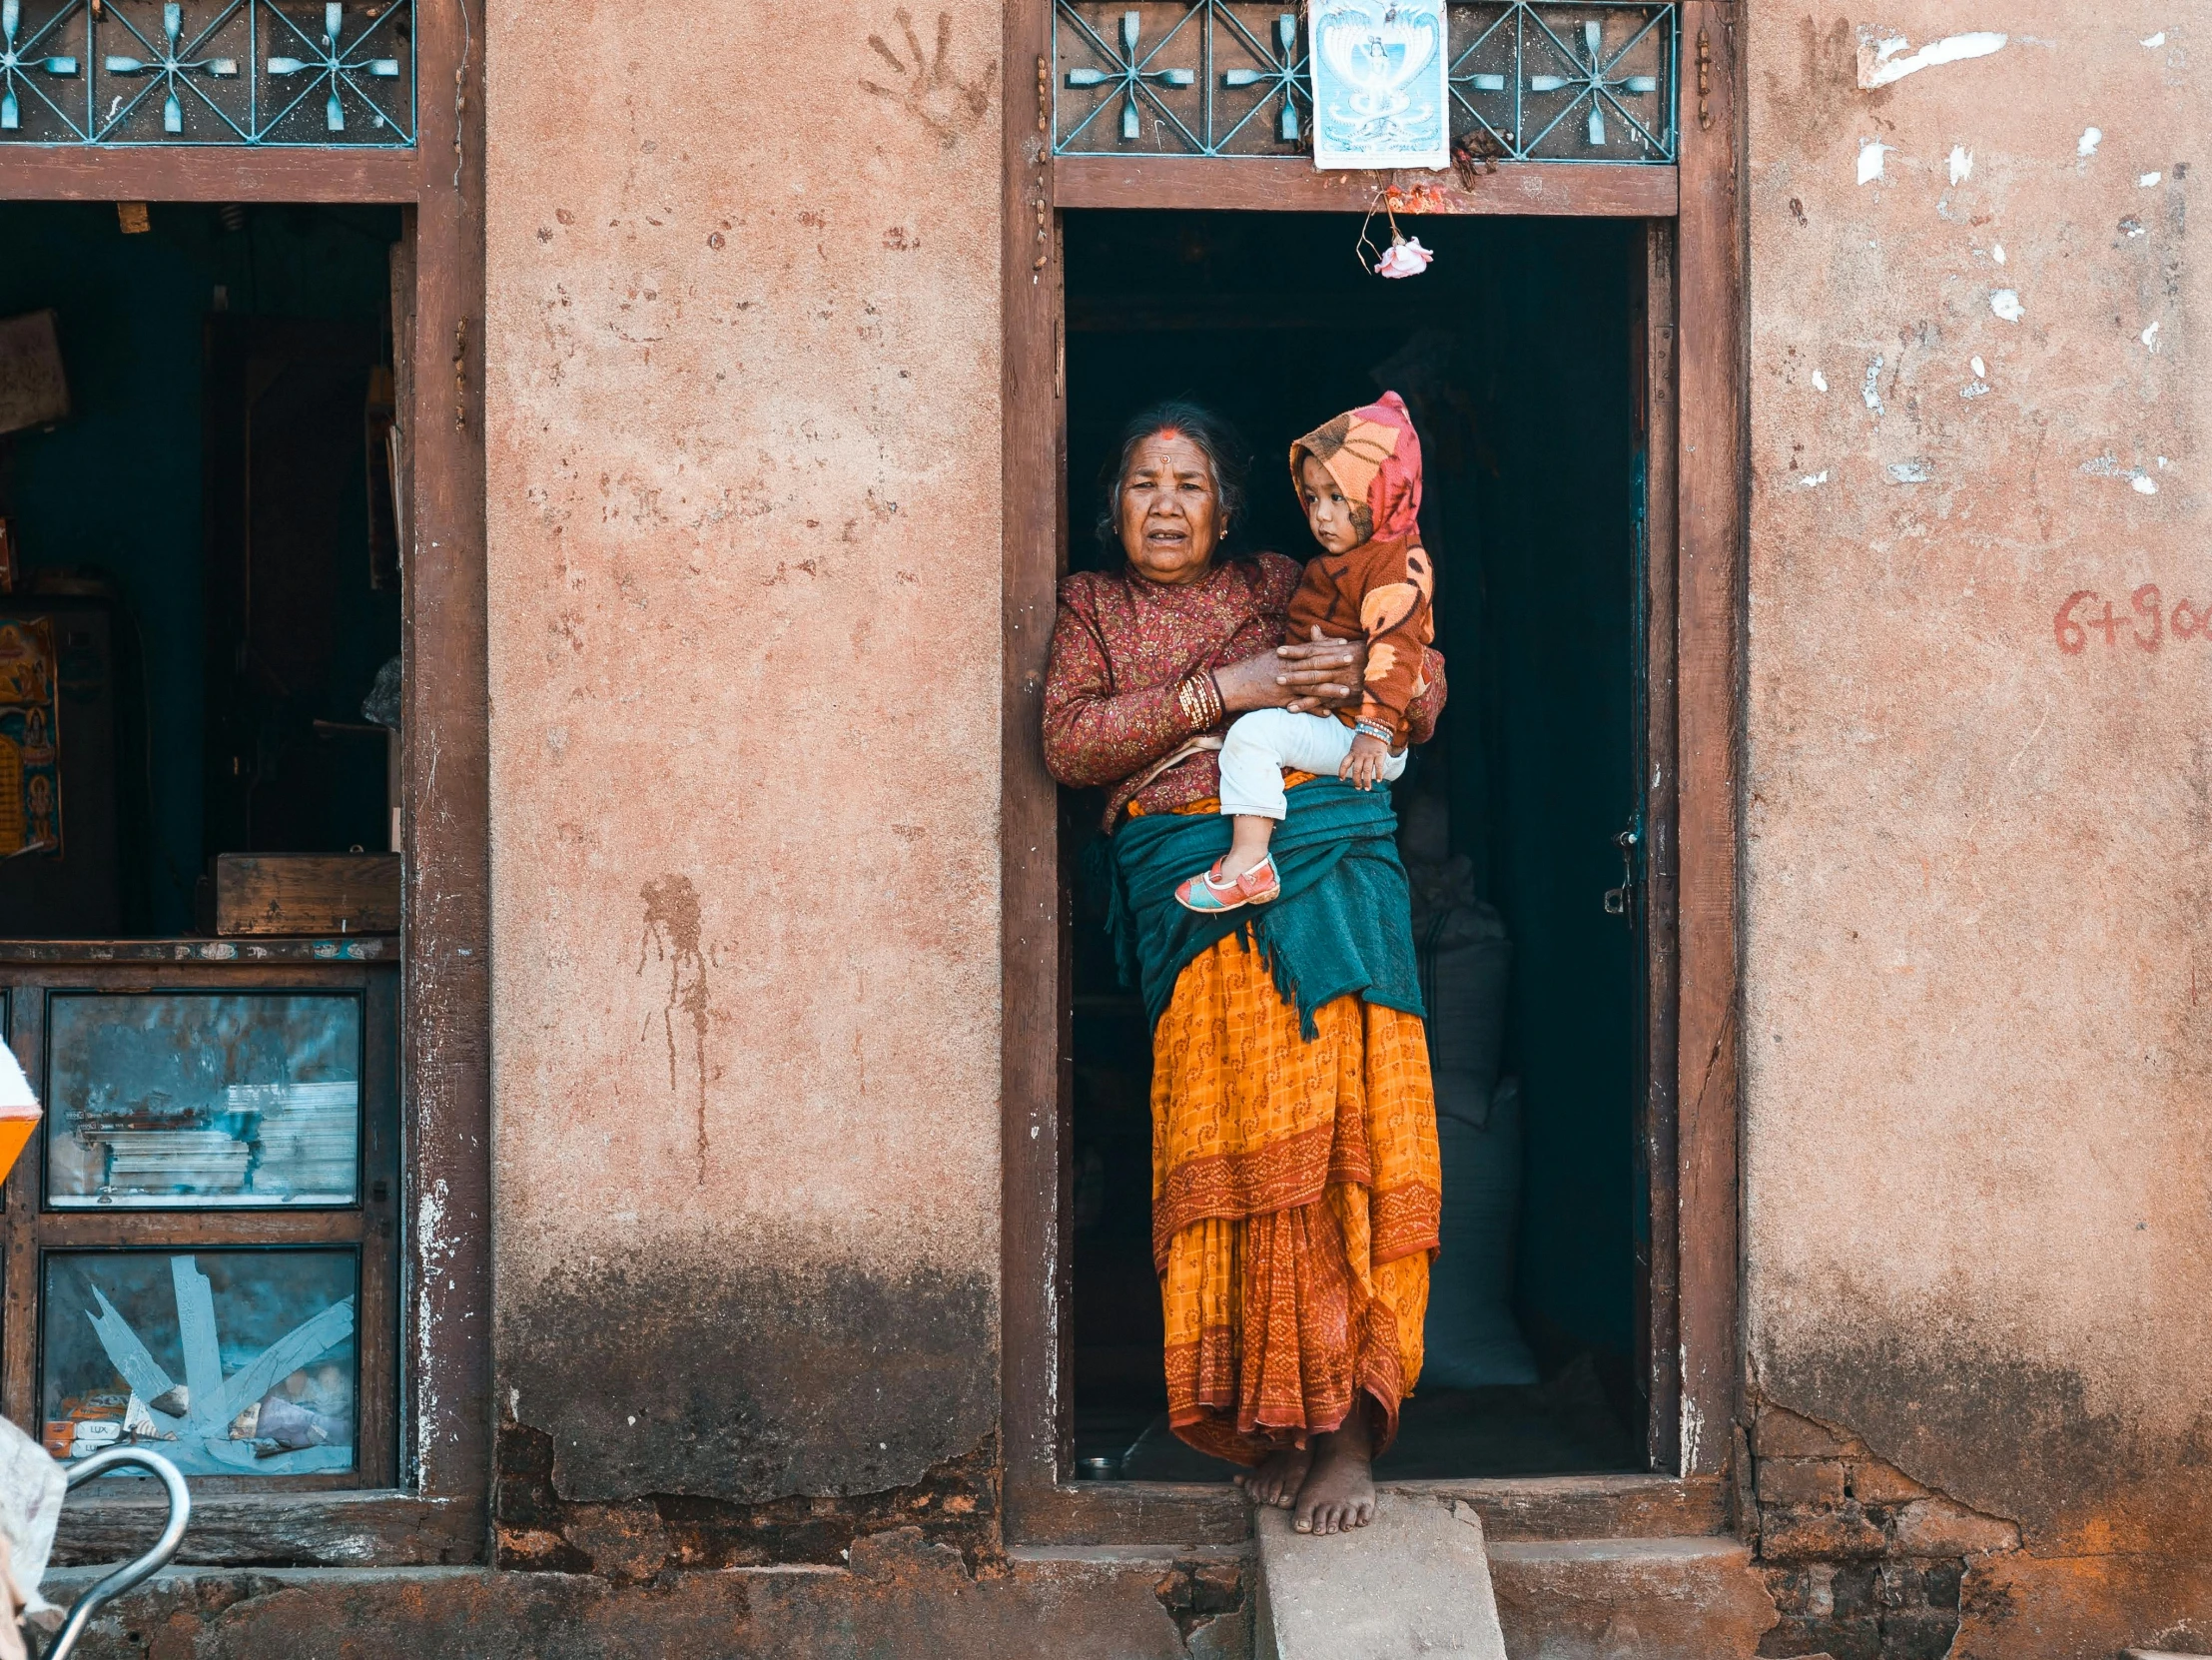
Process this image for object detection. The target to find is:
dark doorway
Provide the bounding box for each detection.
[1062,210,1648,1479]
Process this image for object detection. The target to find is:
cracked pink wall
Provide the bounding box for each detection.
[481,0,1006,1500]
[1745,0,2211,1607]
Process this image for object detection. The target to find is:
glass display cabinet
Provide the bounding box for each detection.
[0,942,397,1491]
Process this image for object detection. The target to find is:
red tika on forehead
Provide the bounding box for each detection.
[1288,390,1423,544]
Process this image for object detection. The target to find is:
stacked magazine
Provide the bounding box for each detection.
[227,1081,360,1201]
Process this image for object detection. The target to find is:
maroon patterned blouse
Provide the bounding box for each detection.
[1043,552,1447,827]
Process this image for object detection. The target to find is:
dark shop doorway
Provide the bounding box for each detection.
[0,201,406,940]
[1062,210,1649,1480]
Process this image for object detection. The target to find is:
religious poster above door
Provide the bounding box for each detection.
[1051,2,1677,166]
[1309,0,1449,169]
[0,616,60,857]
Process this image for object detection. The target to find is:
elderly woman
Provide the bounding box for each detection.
[1044,403,1444,1537]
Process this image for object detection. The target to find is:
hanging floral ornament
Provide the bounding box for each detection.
[1357,196,1437,280]
[1374,235,1435,279]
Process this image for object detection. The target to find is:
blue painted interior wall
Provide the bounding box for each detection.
[0,202,400,933]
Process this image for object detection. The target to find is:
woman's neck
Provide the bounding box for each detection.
[1125,557,1219,589]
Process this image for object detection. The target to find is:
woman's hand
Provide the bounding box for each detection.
[1213,627,1370,714]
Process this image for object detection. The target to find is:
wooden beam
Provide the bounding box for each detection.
[1009,1474,1732,1549]
[1642,220,1684,1474]
[0,146,420,203]
[1001,4,1074,1544]
[51,1490,479,1568]
[1054,156,1677,217]
[399,0,490,1535]
[1671,0,1745,1481]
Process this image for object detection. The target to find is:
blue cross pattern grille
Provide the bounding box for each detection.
[0,0,412,146]
[1054,0,1675,163]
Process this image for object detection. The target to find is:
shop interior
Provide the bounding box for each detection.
[1061,210,1650,1478]
[0,200,404,940]
[0,202,405,1482]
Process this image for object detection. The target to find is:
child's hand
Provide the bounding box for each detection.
[1341,732,1389,790]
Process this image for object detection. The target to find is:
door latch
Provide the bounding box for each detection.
[1603,822,1640,923]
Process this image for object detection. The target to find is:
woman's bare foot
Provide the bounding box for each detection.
[1293,1403,1376,1536]
[1233,1445,1310,1509]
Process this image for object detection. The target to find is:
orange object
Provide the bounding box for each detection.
[0,1106,38,1188]
[40,1422,72,1458]
[1150,933,1439,1466]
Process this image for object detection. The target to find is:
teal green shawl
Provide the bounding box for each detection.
[1092,777,1425,1039]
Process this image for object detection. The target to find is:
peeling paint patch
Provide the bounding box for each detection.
[2121,217,2146,238]
[1990,290,2024,323]
[1971,356,1986,379]
[2140,172,2164,188]
[2082,454,2159,494]
[1961,382,1990,400]
[2142,32,2167,48]
[1991,242,2006,265]
[2078,127,2103,158]
[494,1415,998,1576]
[1857,140,1890,185]
[1887,460,1934,483]
[2142,321,2161,353]
[1801,471,1831,488]
[1857,30,2007,89]
[413,1177,454,1484]
[1949,145,1973,184]
[1862,356,1886,415]
[1811,370,1830,394]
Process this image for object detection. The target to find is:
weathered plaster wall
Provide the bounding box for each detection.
[482,0,1006,1509]
[1746,3,2211,1652]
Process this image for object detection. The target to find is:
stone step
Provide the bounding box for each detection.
[1254,1492,1508,1660]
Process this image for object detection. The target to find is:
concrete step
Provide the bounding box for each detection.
[1254,1491,1508,1660]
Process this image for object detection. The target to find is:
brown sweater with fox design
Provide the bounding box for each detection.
[1284,534,1435,746]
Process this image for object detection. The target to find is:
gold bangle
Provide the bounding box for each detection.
[1176,673,1215,730]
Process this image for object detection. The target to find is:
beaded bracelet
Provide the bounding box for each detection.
[1353,719,1395,744]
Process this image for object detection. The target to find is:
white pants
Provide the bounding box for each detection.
[1216,708,1408,821]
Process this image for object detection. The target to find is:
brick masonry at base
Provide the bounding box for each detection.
[1748,1401,2020,1660]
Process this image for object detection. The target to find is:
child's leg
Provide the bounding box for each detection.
[1214,710,1361,879]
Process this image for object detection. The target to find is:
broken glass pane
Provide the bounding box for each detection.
[42,1249,358,1477]
[45,992,362,1209]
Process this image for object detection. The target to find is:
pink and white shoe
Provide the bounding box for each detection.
[1173,854,1282,913]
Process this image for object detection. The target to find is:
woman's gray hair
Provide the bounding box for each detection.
[1095,401,1250,557]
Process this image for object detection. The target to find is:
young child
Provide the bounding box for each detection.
[1175,391,1434,913]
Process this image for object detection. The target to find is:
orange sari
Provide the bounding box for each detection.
[1145,859,1443,1463]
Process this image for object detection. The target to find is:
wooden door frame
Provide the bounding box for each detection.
[999,1,1744,1545]
[0,2,491,1566]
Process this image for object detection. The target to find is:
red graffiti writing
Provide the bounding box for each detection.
[2053,585,2212,654]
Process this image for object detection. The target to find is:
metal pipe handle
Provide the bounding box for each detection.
[42,1449,190,1660]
